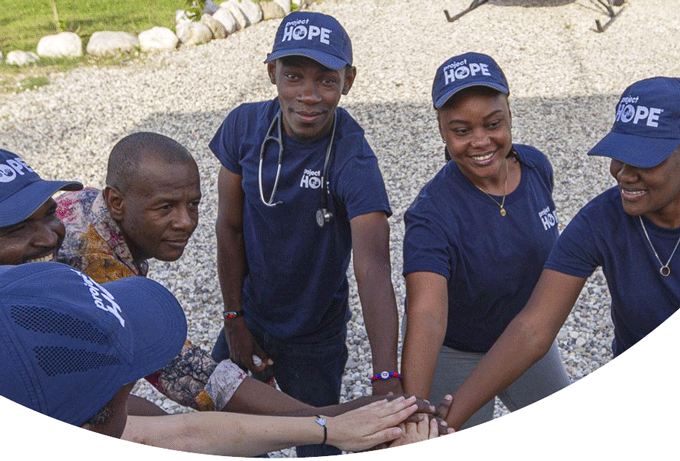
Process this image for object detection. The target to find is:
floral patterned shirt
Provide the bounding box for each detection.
[55,188,246,411]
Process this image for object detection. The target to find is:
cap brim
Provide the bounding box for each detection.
[0,180,82,228]
[588,131,680,168]
[265,49,348,70]
[434,82,509,109]
[101,276,187,384]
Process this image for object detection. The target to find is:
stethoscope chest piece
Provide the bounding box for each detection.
[316,208,333,228]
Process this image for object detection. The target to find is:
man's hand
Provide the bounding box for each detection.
[223,317,271,373]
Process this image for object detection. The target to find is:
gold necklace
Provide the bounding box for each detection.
[638,216,680,277]
[475,160,508,217]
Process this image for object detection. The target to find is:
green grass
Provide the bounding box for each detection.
[0,0,180,55]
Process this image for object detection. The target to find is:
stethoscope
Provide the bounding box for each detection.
[258,109,337,228]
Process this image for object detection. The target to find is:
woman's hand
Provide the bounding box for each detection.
[324,396,418,452]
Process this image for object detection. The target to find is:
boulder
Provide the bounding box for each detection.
[201,13,228,39]
[86,31,139,56]
[138,27,179,52]
[273,0,291,15]
[37,32,82,58]
[213,8,238,34]
[291,0,312,9]
[220,1,248,30]
[6,50,39,66]
[176,9,190,24]
[236,0,263,26]
[261,1,285,20]
[176,21,214,46]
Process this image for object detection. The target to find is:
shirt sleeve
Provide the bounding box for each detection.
[334,135,392,220]
[402,204,453,280]
[209,109,243,175]
[544,207,602,278]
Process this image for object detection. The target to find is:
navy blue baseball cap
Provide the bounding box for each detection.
[432,52,509,109]
[588,77,680,168]
[0,262,187,427]
[0,149,82,228]
[265,11,352,70]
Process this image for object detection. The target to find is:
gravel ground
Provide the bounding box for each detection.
[1,0,679,451]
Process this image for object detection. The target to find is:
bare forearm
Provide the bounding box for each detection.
[401,314,447,399]
[216,224,245,312]
[445,315,551,429]
[357,266,399,374]
[224,377,316,415]
[123,413,324,456]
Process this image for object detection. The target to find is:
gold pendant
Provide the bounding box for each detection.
[500,207,507,217]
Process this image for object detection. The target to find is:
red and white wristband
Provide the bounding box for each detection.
[370,371,401,382]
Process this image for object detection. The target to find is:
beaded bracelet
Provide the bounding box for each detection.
[370,371,401,382]
[223,310,244,319]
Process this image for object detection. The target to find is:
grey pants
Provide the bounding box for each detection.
[429,341,571,430]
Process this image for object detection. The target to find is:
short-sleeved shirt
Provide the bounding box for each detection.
[210,99,391,343]
[403,145,559,352]
[545,186,680,356]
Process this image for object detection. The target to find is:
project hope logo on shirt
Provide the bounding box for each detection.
[300,168,322,189]
[539,206,558,231]
[615,95,664,127]
[281,18,332,45]
[0,156,35,183]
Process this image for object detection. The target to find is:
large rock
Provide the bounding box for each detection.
[201,13,228,39]
[6,50,39,66]
[273,0,291,15]
[86,31,139,56]
[261,1,285,20]
[138,27,179,52]
[213,8,238,34]
[220,1,248,30]
[176,21,214,46]
[236,0,263,26]
[176,9,190,24]
[36,32,82,58]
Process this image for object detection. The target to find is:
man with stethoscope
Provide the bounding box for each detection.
[209,11,403,457]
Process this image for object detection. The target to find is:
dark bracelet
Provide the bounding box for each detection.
[370,371,401,382]
[223,310,244,319]
[314,416,327,445]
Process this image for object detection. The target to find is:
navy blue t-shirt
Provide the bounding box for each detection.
[403,145,559,352]
[210,99,391,342]
[545,186,680,356]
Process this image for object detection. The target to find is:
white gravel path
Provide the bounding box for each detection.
[1,0,679,448]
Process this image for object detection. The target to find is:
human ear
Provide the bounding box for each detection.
[103,186,125,221]
[341,66,357,95]
[267,61,277,85]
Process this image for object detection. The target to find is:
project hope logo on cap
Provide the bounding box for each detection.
[432,52,509,109]
[588,77,680,168]
[265,12,352,70]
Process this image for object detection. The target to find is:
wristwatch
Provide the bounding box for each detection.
[314,416,327,445]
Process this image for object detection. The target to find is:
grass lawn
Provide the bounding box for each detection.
[0,0,187,92]
[0,0,180,55]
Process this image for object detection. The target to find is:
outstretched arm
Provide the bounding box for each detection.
[350,212,402,395]
[444,269,586,430]
[401,271,449,399]
[122,396,420,456]
[215,167,270,374]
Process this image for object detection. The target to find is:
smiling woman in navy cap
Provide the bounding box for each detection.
[440,76,680,430]
[401,52,570,430]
